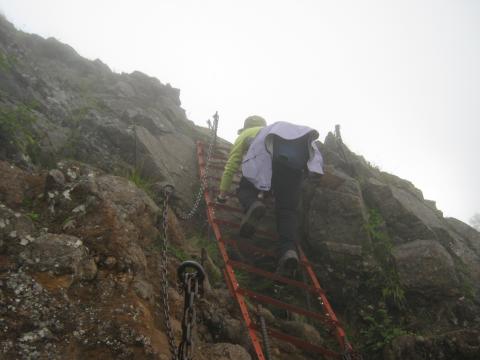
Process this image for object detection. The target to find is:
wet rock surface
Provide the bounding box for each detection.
[0,162,254,360]
[1,14,479,359]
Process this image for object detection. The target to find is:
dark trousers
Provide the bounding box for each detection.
[237,161,303,253]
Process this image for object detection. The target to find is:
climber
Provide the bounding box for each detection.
[218,117,324,272]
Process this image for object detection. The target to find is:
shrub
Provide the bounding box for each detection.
[0,104,37,154]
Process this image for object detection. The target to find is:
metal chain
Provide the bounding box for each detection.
[259,312,272,360]
[160,186,179,360]
[178,271,202,360]
[174,112,218,220]
[159,113,216,359]
[160,187,206,360]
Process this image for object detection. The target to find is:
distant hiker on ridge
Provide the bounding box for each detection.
[218,116,324,273]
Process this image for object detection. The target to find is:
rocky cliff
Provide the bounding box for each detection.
[0,15,479,360]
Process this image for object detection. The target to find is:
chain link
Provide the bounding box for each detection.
[160,186,179,360]
[178,271,202,360]
[160,188,206,360]
[174,113,218,220]
[159,113,216,360]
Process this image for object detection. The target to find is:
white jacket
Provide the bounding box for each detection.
[242,121,324,190]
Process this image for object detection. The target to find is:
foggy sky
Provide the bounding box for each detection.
[0,0,479,224]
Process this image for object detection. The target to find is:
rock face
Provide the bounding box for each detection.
[392,239,459,298]
[0,15,220,205]
[1,14,479,360]
[0,160,255,360]
[303,133,480,358]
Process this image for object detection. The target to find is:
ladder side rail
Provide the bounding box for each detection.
[198,141,354,356]
[297,246,350,352]
[196,141,266,360]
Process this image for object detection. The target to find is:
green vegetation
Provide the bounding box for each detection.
[26,211,40,222]
[0,103,38,155]
[193,235,220,263]
[366,161,382,172]
[0,51,17,72]
[365,209,405,308]
[189,234,223,285]
[355,209,413,356]
[127,168,154,195]
[454,258,475,300]
[167,244,189,262]
[360,307,411,353]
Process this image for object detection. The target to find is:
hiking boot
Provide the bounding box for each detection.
[276,249,299,275]
[239,200,266,238]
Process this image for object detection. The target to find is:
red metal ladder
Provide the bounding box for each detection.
[197,141,355,359]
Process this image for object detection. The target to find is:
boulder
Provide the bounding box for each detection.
[208,343,251,360]
[0,161,34,209]
[392,240,460,298]
[19,233,97,280]
[384,330,480,360]
[363,177,440,244]
[307,174,370,251]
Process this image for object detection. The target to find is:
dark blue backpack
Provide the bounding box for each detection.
[272,134,309,170]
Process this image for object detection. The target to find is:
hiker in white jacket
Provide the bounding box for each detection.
[221,120,324,272]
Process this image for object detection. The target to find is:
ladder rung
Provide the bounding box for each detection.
[208,188,237,198]
[225,238,318,270]
[209,203,275,219]
[214,218,277,239]
[212,154,228,161]
[224,238,277,258]
[250,323,341,359]
[209,187,276,208]
[207,202,244,214]
[199,159,226,166]
[199,161,227,170]
[230,260,324,294]
[238,288,336,327]
[215,146,232,153]
[207,176,240,185]
[209,164,226,171]
[197,141,356,358]
[251,324,340,358]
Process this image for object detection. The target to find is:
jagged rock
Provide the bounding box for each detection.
[0,204,36,245]
[384,330,480,360]
[445,217,480,285]
[44,169,65,194]
[103,255,117,269]
[1,14,480,360]
[446,217,480,255]
[306,175,370,251]
[132,277,155,304]
[363,177,441,244]
[279,320,322,345]
[52,165,161,274]
[0,161,38,209]
[0,14,206,206]
[392,239,460,298]
[208,343,251,360]
[19,233,97,281]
